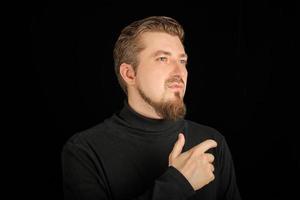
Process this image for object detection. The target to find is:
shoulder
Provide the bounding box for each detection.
[184,120,233,165]
[184,119,226,149]
[185,119,225,140]
[63,118,111,151]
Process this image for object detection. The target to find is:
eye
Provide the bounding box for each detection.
[180,59,187,65]
[157,57,168,62]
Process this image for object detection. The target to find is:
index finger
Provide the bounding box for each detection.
[191,139,217,155]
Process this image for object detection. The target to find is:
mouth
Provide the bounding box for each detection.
[168,83,183,90]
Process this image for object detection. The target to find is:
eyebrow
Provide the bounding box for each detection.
[152,50,188,59]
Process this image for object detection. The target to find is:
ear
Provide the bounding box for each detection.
[119,63,136,86]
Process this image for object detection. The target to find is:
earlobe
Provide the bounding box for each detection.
[120,63,136,85]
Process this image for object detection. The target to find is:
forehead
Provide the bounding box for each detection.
[138,32,186,55]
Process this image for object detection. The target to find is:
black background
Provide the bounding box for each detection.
[15,1,299,199]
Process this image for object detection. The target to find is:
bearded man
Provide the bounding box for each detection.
[62,16,242,200]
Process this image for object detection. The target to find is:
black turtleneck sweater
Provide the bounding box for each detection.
[62,101,241,200]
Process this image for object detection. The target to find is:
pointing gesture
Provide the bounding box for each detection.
[169,133,217,190]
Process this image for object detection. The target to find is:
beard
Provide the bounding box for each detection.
[137,84,186,121]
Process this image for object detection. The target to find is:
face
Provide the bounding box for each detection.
[134,32,188,120]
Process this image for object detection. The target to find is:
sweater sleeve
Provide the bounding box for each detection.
[138,166,196,200]
[217,136,242,200]
[62,142,195,200]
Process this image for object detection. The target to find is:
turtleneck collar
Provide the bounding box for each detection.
[111,100,185,134]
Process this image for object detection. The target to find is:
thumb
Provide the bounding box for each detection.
[169,133,185,161]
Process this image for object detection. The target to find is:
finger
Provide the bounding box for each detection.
[210,163,215,172]
[169,133,185,160]
[204,153,215,163]
[192,139,217,155]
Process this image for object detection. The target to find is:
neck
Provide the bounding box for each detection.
[127,92,162,119]
[111,99,184,134]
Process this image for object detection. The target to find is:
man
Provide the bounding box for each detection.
[62,16,242,200]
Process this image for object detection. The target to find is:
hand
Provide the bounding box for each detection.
[168,133,217,191]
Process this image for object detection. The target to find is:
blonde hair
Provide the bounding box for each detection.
[113,16,185,95]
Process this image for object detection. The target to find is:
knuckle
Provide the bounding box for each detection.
[210,164,215,172]
[206,153,214,159]
[168,153,173,161]
[205,163,212,172]
[205,153,214,161]
[210,174,215,181]
[203,154,209,160]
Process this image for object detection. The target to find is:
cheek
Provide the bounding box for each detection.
[145,76,165,94]
[137,69,166,98]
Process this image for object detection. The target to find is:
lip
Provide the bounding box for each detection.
[168,84,183,89]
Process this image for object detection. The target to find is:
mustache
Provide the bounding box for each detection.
[166,76,185,85]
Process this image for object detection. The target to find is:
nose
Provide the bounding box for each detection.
[168,75,184,85]
[171,60,188,80]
